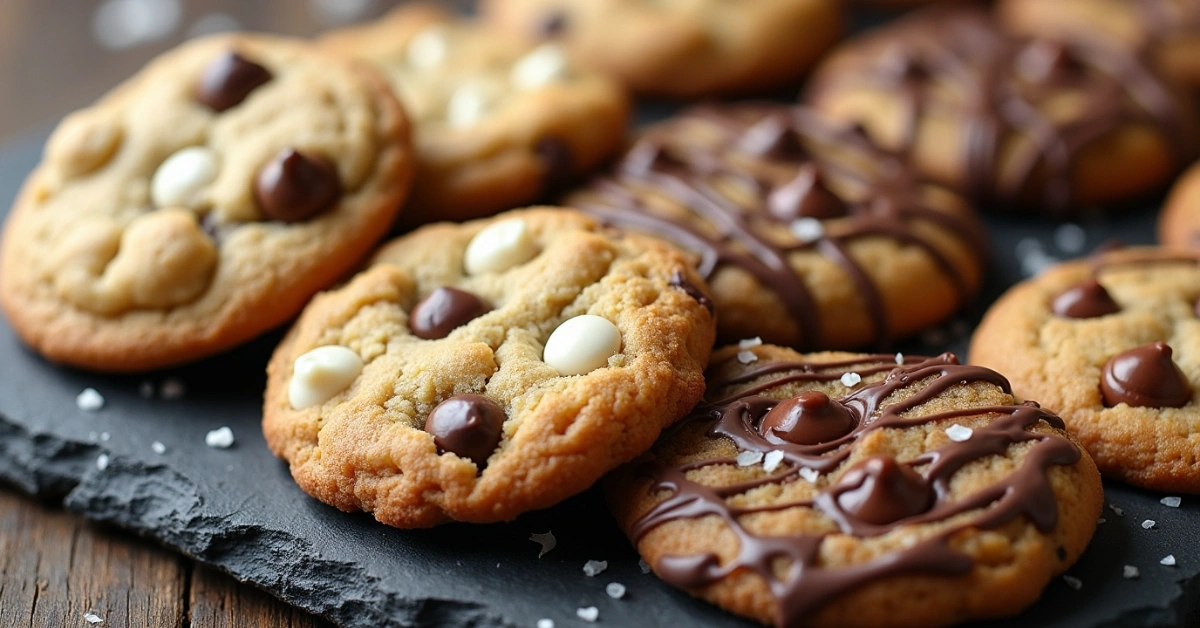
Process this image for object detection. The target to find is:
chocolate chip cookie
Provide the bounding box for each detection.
[1160,161,1200,247]
[565,103,988,350]
[804,5,1195,214]
[320,3,629,227]
[0,33,413,371]
[479,0,843,98]
[263,208,716,527]
[971,247,1200,492]
[608,345,1102,627]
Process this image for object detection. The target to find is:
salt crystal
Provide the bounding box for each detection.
[537,620,555,628]
[894,353,904,365]
[1161,496,1182,508]
[583,560,608,577]
[763,450,785,473]
[790,218,824,243]
[638,559,651,574]
[606,582,626,599]
[1109,504,1124,517]
[840,372,862,387]
[1161,555,1177,567]
[100,432,110,442]
[576,607,599,623]
[1142,519,1156,530]
[1054,223,1087,254]
[945,424,973,442]
[76,388,105,412]
[1098,518,1107,524]
[799,467,820,483]
[738,337,763,350]
[151,441,167,455]
[1123,565,1140,579]
[530,531,556,558]
[736,451,764,467]
[138,381,155,398]
[96,454,109,471]
[205,426,234,449]
[737,350,758,365]
[1062,575,1082,590]
[84,613,103,625]
[160,378,186,400]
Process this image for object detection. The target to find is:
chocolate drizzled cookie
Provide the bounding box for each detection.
[567,103,988,350]
[608,345,1102,628]
[805,5,1195,214]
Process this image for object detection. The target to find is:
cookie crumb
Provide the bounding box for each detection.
[204,426,234,449]
[537,620,554,628]
[736,451,764,467]
[944,424,973,442]
[606,582,626,599]
[76,388,105,412]
[638,559,651,574]
[799,467,820,483]
[738,337,763,350]
[96,454,109,471]
[583,560,608,577]
[762,450,785,473]
[576,607,599,623]
[894,352,904,365]
[160,378,186,400]
[530,531,556,558]
[84,612,103,625]
[1123,565,1140,579]
[1062,575,1082,590]
[151,441,167,455]
[138,381,155,398]
[1109,504,1124,517]
[1161,555,1177,566]
[1054,223,1086,254]
[1142,519,1156,530]
[789,218,824,243]
[840,372,862,387]
[736,350,758,365]
[1160,496,1182,508]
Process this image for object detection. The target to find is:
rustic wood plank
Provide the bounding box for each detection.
[188,564,334,628]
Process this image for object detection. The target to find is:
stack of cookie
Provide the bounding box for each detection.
[8,0,1200,626]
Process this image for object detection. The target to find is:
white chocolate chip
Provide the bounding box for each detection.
[288,346,364,409]
[407,26,448,69]
[464,218,539,275]
[511,43,570,90]
[151,146,218,209]
[446,79,505,128]
[543,315,622,376]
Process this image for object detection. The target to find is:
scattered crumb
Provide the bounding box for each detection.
[945,424,973,442]
[138,381,155,399]
[638,559,651,574]
[1123,565,1140,579]
[576,607,599,623]
[204,426,234,449]
[738,337,763,350]
[736,350,758,365]
[1062,575,1082,590]
[583,560,608,577]
[1160,496,1182,508]
[160,378,186,400]
[76,388,104,412]
[530,531,556,558]
[763,450,785,473]
[537,620,554,628]
[736,451,764,467]
[1161,555,1177,567]
[84,612,103,625]
[151,441,167,455]
[799,467,820,483]
[1142,519,1156,530]
[1109,504,1124,517]
[606,582,626,599]
[96,454,109,471]
[840,372,862,387]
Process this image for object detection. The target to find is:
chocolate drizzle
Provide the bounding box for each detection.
[628,353,1081,626]
[574,104,988,350]
[805,6,1191,213]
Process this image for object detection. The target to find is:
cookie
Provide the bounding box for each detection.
[479,0,843,98]
[565,103,988,351]
[608,345,1102,628]
[971,246,1200,493]
[320,3,629,228]
[1161,162,1200,247]
[262,208,716,527]
[999,0,1200,92]
[0,34,412,372]
[803,5,1195,214]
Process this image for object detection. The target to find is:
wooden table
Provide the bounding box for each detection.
[0,1,461,625]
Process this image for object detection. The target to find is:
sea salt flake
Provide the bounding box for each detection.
[638,559,651,574]
[1142,519,1156,530]
[606,582,627,599]
[1109,504,1124,517]
[205,426,234,449]
[736,451,764,467]
[1098,518,1107,524]
[151,441,166,455]
[138,381,155,398]
[583,560,608,577]
[76,388,105,412]
[100,432,110,442]
[576,606,599,623]
[1123,565,1140,579]
[894,353,904,365]
[799,467,820,483]
[1161,555,1177,566]
[738,337,763,350]
[737,350,758,364]
[96,454,109,471]
[160,378,186,399]
[1161,496,1182,508]
[763,450,785,473]
[840,372,862,387]
[1062,575,1082,590]
[537,620,555,628]
[530,531,556,558]
[1054,223,1087,254]
[790,218,824,243]
[84,613,103,625]
[945,424,973,442]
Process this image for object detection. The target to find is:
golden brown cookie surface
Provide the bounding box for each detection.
[263,208,715,527]
[608,346,1102,628]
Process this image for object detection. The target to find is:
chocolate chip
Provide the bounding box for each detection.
[409,287,490,340]
[739,115,806,161]
[425,394,507,467]
[536,137,574,196]
[834,456,933,526]
[668,271,713,314]
[254,149,341,222]
[1100,342,1192,408]
[759,391,856,446]
[1056,546,1068,561]
[1051,278,1120,319]
[195,51,272,112]
[768,164,847,221]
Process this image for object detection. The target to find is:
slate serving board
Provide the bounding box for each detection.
[3,7,1200,627]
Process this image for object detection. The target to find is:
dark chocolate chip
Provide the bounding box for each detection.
[424,394,507,467]
[1100,341,1192,408]
[768,164,847,221]
[833,456,933,526]
[409,287,491,340]
[738,115,806,161]
[195,51,272,112]
[668,271,713,314]
[254,148,341,222]
[759,391,856,446]
[1051,278,1120,319]
[535,137,574,196]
